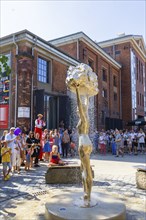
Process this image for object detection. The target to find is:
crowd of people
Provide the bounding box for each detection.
[0,115,77,181]
[92,128,146,156]
[0,114,146,181]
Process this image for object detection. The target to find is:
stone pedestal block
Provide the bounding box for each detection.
[45,165,82,184]
[136,168,146,190]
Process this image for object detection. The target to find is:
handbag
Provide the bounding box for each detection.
[70,142,75,149]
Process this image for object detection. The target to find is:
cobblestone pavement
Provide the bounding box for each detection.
[0,153,146,220]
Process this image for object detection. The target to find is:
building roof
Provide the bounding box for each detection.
[49,31,122,69]
[97,34,142,44]
[0,29,80,66]
[98,34,146,60]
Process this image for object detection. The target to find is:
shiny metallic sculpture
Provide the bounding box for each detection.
[66,63,99,207]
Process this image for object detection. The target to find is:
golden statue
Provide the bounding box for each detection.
[66,63,98,207]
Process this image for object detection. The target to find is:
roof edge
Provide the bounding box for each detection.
[0,29,80,65]
[49,31,121,68]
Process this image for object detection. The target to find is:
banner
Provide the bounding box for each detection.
[0,77,9,104]
[0,104,9,129]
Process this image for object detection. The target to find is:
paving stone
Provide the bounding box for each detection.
[0,154,145,220]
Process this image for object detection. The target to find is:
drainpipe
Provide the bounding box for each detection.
[30,72,34,131]
[119,69,122,123]
[13,35,18,127]
[30,37,37,130]
[113,44,115,59]
[77,39,79,60]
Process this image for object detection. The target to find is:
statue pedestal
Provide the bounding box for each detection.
[45,191,126,220]
[45,164,94,184]
[136,168,146,190]
[45,165,82,184]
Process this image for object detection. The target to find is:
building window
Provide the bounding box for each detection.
[102,68,107,82]
[113,75,117,87]
[102,89,107,98]
[141,63,143,84]
[137,92,139,105]
[88,59,94,71]
[83,49,87,59]
[136,57,138,80]
[140,93,142,106]
[115,50,121,55]
[38,57,49,83]
[142,94,144,107]
[139,60,141,82]
[114,92,117,101]
[101,110,104,124]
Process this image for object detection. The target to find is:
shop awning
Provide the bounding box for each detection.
[127,117,146,126]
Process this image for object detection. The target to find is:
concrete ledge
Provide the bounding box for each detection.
[45,164,82,184]
[136,168,146,190]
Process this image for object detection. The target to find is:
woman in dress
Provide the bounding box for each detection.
[43,133,51,161]
[49,145,66,166]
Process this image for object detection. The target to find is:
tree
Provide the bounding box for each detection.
[0,55,11,79]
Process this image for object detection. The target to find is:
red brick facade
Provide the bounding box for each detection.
[55,39,122,130]
[100,39,146,126]
[1,31,145,132]
[0,31,79,132]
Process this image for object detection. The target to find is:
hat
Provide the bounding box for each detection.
[10,127,15,130]
[37,114,43,118]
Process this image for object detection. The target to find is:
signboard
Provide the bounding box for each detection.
[18,107,30,118]
[0,54,11,104]
[0,104,9,129]
[0,76,9,104]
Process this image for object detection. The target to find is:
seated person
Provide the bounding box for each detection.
[48,145,67,166]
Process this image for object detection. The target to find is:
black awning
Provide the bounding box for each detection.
[127,118,146,126]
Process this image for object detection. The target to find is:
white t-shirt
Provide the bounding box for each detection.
[137,132,145,143]
[5,133,16,151]
[99,135,106,144]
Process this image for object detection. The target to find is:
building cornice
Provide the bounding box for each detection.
[49,32,121,69]
[98,36,146,62]
[0,30,80,66]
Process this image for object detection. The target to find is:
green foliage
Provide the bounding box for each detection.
[0,55,11,78]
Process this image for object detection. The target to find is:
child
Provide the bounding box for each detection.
[111,133,116,155]
[1,140,12,181]
[70,141,76,157]
[25,146,34,171]
[98,132,106,155]
[48,145,67,167]
[43,133,51,161]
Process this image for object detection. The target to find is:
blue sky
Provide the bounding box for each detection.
[1,0,146,43]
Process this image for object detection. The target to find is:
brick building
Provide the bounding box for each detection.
[49,32,122,130]
[0,30,79,132]
[1,31,144,132]
[98,34,146,126]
